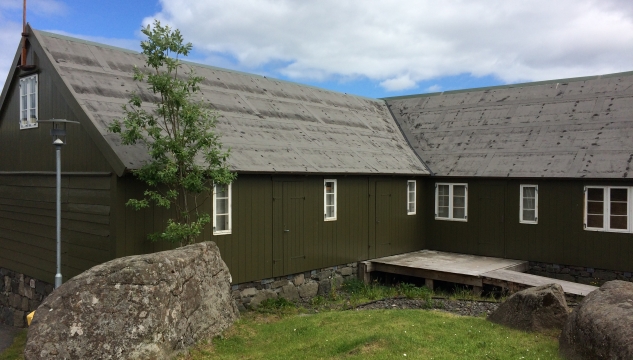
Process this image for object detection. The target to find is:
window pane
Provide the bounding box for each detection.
[325,181,334,193]
[587,214,603,228]
[523,187,535,198]
[610,216,628,230]
[611,188,628,202]
[216,215,228,231]
[453,207,465,219]
[587,201,604,215]
[611,202,628,216]
[438,195,449,207]
[215,185,228,198]
[523,209,536,221]
[21,95,27,110]
[408,203,415,213]
[216,198,227,214]
[523,198,535,210]
[438,185,449,196]
[454,185,466,197]
[438,207,449,218]
[453,196,465,208]
[408,192,415,203]
[326,205,335,218]
[326,194,335,206]
[408,182,415,192]
[587,188,604,201]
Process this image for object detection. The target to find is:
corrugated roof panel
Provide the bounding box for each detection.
[36,30,428,175]
[386,71,633,178]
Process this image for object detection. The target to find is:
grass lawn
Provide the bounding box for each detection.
[0,329,26,360]
[184,309,562,360]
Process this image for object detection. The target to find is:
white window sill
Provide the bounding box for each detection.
[584,227,630,233]
[213,231,232,236]
[520,220,538,225]
[407,212,416,215]
[435,217,467,222]
[324,218,337,222]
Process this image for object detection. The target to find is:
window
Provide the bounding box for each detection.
[407,180,416,215]
[324,179,337,221]
[520,185,538,224]
[213,183,231,235]
[585,186,631,233]
[435,183,467,221]
[19,74,38,130]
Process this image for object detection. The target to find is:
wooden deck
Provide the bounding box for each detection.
[360,250,597,297]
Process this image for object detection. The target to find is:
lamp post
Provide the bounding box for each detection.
[38,119,79,288]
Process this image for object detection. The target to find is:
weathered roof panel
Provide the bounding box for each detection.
[386,72,633,178]
[36,30,428,175]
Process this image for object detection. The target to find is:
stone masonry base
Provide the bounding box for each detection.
[1,268,54,327]
[528,261,632,287]
[231,263,358,311]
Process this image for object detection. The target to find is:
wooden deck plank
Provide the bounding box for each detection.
[371,250,526,276]
[482,269,597,296]
[365,250,597,297]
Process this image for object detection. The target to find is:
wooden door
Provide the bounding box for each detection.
[272,181,305,276]
[375,181,392,257]
[477,183,506,257]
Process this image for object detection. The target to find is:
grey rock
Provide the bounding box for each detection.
[318,279,331,296]
[20,297,29,311]
[293,274,305,287]
[316,270,332,281]
[271,280,289,289]
[592,270,617,281]
[240,288,257,298]
[24,242,239,360]
[340,267,353,276]
[13,310,25,328]
[279,284,300,302]
[559,281,633,360]
[298,282,319,299]
[488,283,568,332]
[249,290,277,309]
[3,276,10,293]
[10,294,20,308]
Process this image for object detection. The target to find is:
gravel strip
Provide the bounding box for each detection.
[353,297,500,317]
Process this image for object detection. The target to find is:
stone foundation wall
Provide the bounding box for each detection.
[528,262,632,287]
[231,263,358,311]
[1,268,53,327]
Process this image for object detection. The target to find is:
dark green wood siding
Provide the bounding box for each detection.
[0,46,112,173]
[117,174,427,284]
[427,178,633,272]
[0,174,113,283]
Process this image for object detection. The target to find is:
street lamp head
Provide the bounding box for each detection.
[37,118,80,145]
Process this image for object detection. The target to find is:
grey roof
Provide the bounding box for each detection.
[33,30,428,176]
[385,72,633,178]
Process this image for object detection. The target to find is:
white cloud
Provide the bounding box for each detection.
[426,85,442,93]
[146,0,633,90]
[380,74,417,92]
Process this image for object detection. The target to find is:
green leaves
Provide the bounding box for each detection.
[108,20,236,246]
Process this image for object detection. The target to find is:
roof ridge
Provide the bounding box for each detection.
[382,70,633,100]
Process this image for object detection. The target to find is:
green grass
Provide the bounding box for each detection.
[184,310,562,360]
[0,329,26,360]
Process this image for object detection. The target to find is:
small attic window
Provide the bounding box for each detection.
[19,74,38,130]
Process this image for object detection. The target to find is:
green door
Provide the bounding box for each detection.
[272,181,305,276]
[477,183,506,257]
[375,181,392,257]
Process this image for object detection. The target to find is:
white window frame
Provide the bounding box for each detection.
[584,186,631,233]
[407,180,416,215]
[324,179,337,221]
[520,185,538,224]
[19,74,38,130]
[213,183,232,235]
[435,183,468,222]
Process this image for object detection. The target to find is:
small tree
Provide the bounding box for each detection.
[109,20,236,246]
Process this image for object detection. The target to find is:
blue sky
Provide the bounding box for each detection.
[1,0,633,99]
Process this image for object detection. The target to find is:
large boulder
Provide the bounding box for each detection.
[25,241,239,359]
[488,283,568,332]
[559,280,633,360]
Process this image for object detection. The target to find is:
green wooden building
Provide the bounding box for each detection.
[1,27,632,288]
[0,27,429,285]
